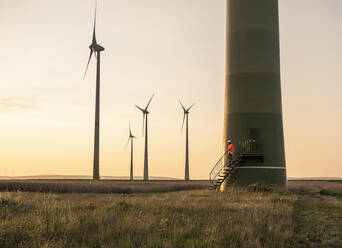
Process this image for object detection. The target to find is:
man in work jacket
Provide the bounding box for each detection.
[227,140,235,165]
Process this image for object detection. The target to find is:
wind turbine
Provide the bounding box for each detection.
[180,100,195,181]
[135,94,154,181]
[83,1,105,180]
[125,123,137,181]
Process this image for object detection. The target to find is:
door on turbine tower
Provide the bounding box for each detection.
[238,128,264,161]
[238,128,264,163]
[247,128,263,154]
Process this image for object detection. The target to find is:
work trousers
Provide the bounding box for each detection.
[228,153,233,165]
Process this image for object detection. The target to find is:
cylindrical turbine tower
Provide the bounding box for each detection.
[222,0,286,188]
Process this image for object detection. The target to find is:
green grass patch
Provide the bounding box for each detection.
[291,195,342,247]
[319,189,342,197]
[328,180,342,184]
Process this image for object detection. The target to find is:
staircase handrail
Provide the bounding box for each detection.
[209,150,229,184]
[217,158,241,185]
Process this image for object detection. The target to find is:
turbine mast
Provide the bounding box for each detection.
[185,113,189,181]
[180,100,195,181]
[93,50,101,180]
[222,0,286,189]
[130,138,134,180]
[144,114,149,180]
[83,1,105,180]
[135,94,154,181]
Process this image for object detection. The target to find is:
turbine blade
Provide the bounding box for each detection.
[92,0,97,45]
[145,94,154,110]
[179,99,186,112]
[129,122,135,138]
[181,113,186,133]
[83,49,93,79]
[187,103,196,111]
[135,105,144,112]
[125,137,130,150]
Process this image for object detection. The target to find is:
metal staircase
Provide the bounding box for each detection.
[209,151,241,190]
[209,139,264,190]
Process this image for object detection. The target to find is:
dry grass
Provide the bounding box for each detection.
[0,188,297,248]
[0,180,209,194]
[1,181,342,247]
[288,180,342,193]
[2,180,342,195]
[291,194,342,248]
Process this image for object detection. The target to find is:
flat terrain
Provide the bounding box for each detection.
[288,180,342,192]
[0,180,209,194]
[0,181,341,247]
[1,179,341,194]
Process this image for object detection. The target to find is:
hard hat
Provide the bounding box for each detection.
[227,140,232,144]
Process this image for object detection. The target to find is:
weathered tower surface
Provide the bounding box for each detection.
[222,0,286,188]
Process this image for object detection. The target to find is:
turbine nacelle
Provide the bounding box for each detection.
[83,0,104,79]
[179,100,195,113]
[125,123,137,149]
[135,94,154,136]
[129,128,137,139]
[135,105,149,114]
[89,43,105,52]
[179,100,195,132]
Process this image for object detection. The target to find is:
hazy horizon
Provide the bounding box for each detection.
[0,0,341,179]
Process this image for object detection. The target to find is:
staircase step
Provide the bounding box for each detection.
[209,155,241,187]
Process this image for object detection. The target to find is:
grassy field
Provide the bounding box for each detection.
[0,181,342,248]
[0,180,209,194]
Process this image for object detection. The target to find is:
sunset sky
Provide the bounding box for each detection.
[0,0,341,179]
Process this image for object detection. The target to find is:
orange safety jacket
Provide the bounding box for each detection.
[228,144,235,155]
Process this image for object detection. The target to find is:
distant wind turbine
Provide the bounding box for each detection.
[125,123,137,181]
[83,1,105,180]
[180,100,195,181]
[135,94,154,181]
